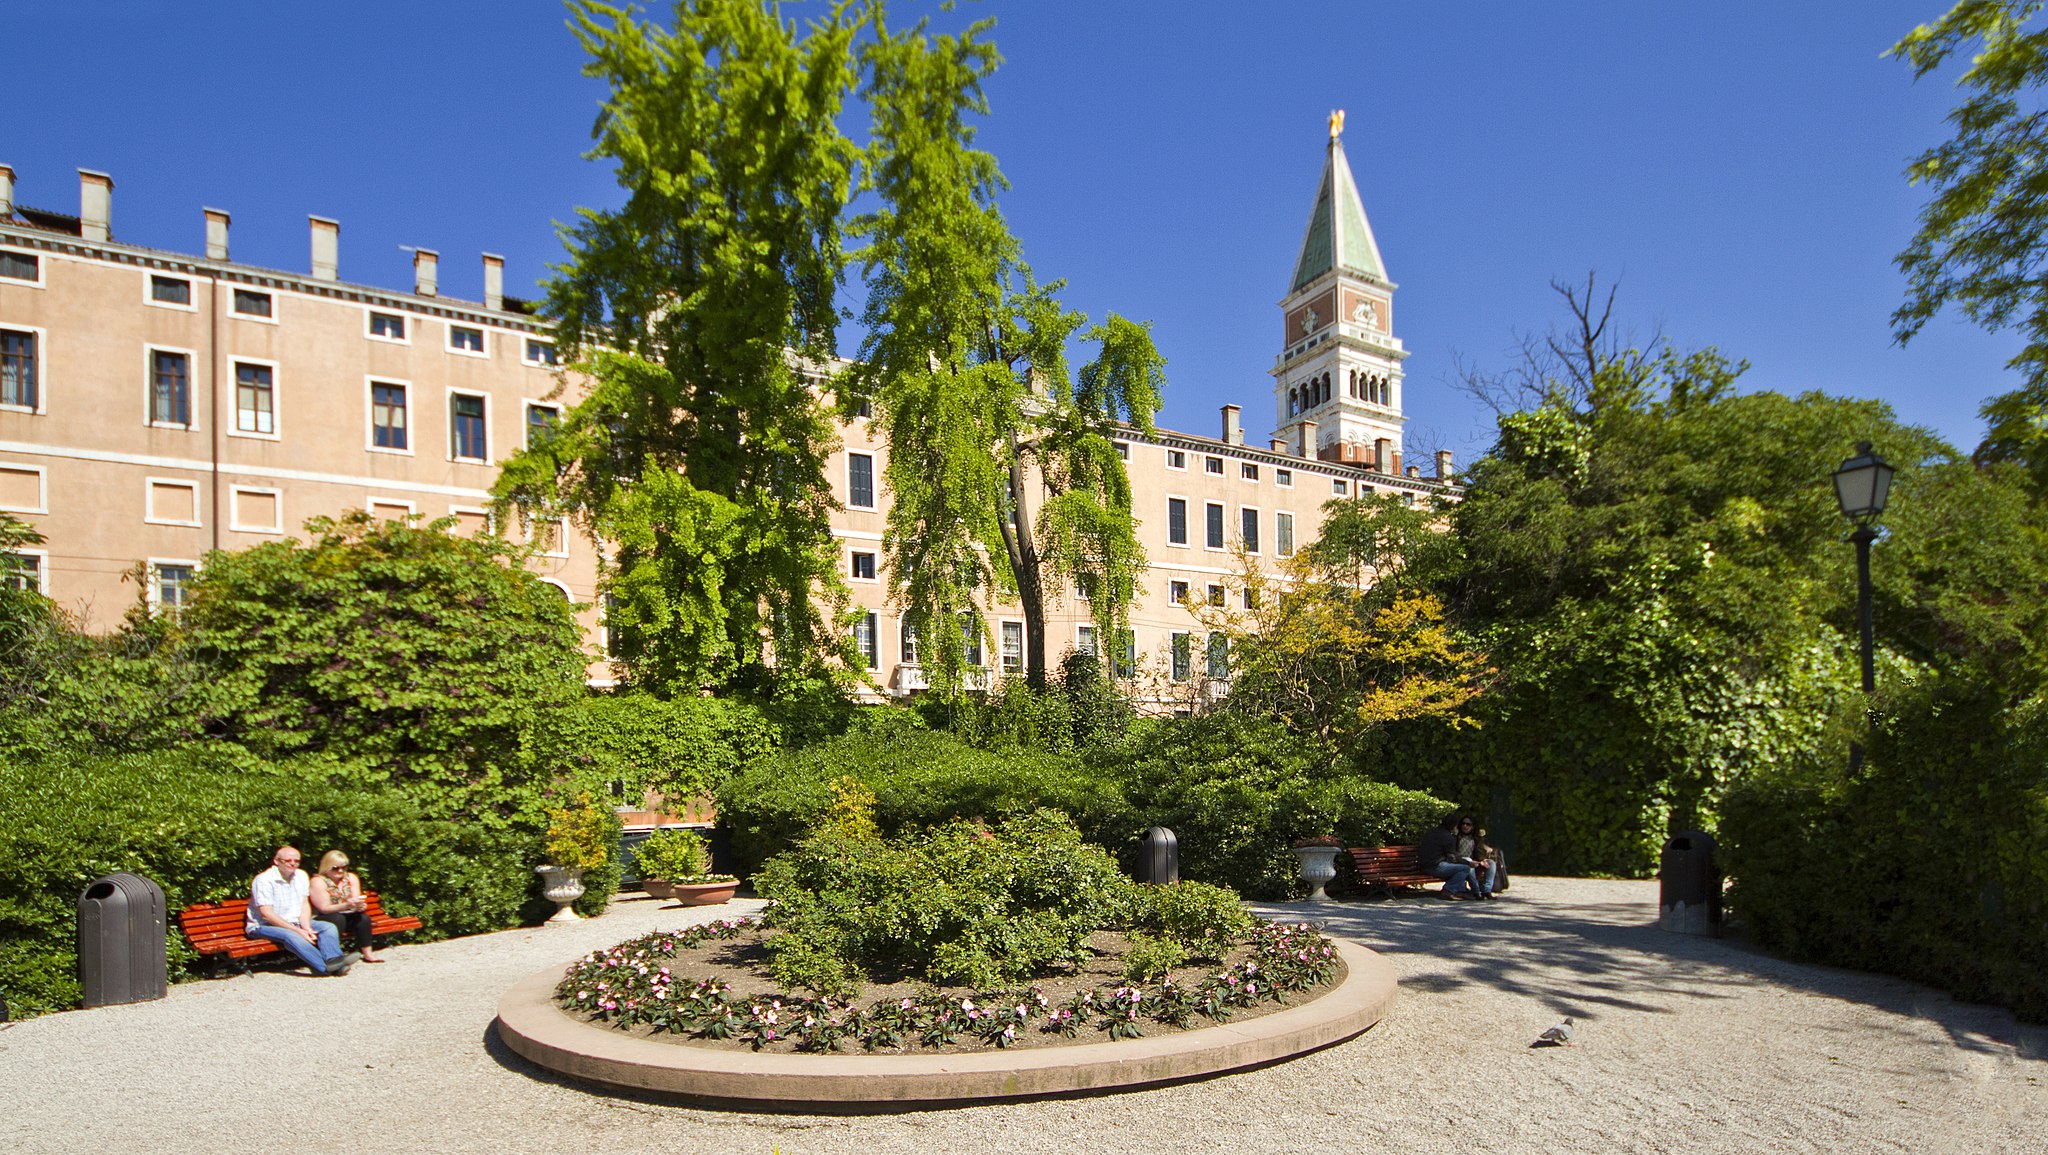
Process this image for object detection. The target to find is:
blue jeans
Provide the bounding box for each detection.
[248,922,344,973]
[1475,859,1501,897]
[1430,861,1478,897]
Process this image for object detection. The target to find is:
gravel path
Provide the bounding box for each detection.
[3,879,2040,1154]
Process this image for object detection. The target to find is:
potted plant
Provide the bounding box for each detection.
[630,828,738,905]
[538,793,615,924]
[1290,834,1344,903]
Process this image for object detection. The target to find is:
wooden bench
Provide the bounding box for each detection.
[1347,845,1445,897]
[178,894,422,970]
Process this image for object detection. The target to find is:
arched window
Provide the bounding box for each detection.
[1322,373,1332,405]
[1288,387,1298,416]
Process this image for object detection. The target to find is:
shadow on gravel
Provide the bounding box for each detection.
[1255,884,2046,1062]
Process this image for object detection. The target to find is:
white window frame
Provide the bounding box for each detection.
[229,356,282,441]
[538,577,574,602]
[999,618,1024,674]
[143,477,202,527]
[1164,447,1187,471]
[144,272,197,312]
[228,484,285,534]
[365,308,411,345]
[524,400,562,449]
[447,504,494,536]
[1075,624,1098,657]
[1114,441,1130,461]
[229,286,278,324]
[530,514,570,559]
[1204,455,1224,476]
[1239,462,1259,483]
[1207,582,1226,608]
[3,547,49,594]
[365,378,414,456]
[1165,494,1190,548]
[846,450,877,510]
[1240,505,1262,555]
[1332,478,1349,496]
[1277,511,1296,558]
[367,496,416,521]
[0,323,47,414]
[0,246,45,288]
[855,610,879,670]
[143,344,200,430]
[0,461,49,513]
[1204,500,1226,551]
[899,617,920,665]
[446,388,491,463]
[522,336,559,368]
[1167,579,1190,606]
[446,322,489,359]
[848,548,879,583]
[1276,468,1293,489]
[147,558,201,616]
[1169,630,1192,682]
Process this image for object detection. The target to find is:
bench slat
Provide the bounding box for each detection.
[1347,845,1444,894]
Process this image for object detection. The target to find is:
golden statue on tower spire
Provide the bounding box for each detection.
[1329,109,1344,140]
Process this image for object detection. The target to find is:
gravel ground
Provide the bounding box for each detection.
[3,878,2041,1154]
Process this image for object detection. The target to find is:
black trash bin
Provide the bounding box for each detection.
[1658,832,1720,935]
[1139,827,1179,886]
[78,873,168,1008]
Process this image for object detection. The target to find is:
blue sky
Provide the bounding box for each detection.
[6,1,2007,465]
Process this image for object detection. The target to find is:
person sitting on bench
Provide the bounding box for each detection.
[1418,814,1480,900]
[247,846,354,976]
[310,851,384,964]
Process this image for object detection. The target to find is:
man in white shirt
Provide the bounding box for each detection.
[247,846,352,976]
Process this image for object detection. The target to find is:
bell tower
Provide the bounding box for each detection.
[1271,111,1408,473]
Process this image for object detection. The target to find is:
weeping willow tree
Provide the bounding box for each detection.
[849,14,1167,693]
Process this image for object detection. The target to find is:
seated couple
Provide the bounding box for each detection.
[246,846,388,976]
[1418,814,1507,900]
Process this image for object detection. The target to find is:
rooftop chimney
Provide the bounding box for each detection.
[203,208,230,261]
[1298,419,1318,458]
[1435,449,1454,482]
[78,169,113,242]
[413,248,439,297]
[0,165,14,217]
[1221,404,1242,446]
[309,216,339,280]
[1373,437,1391,473]
[1269,438,1287,453]
[1405,465,1420,478]
[482,253,504,311]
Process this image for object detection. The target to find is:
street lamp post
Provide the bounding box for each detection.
[1831,441,1895,774]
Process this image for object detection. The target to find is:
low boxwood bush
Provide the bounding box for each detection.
[1129,881,1256,960]
[753,810,1140,993]
[0,749,538,1017]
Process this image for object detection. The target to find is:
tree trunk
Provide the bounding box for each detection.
[1003,447,1049,690]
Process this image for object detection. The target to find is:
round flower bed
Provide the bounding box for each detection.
[553,916,1342,1055]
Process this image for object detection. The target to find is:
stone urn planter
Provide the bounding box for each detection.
[535,865,586,923]
[1291,844,1342,903]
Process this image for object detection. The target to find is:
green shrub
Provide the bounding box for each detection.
[631,828,726,882]
[753,810,1137,993]
[1120,933,1187,983]
[528,690,779,808]
[1130,881,1256,959]
[0,749,536,1017]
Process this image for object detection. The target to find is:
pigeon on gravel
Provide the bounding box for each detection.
[1530,1017,1575,1048]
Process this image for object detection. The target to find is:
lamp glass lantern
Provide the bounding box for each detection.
[1831,441,1895,524]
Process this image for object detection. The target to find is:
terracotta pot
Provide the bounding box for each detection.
[669,880,739,906]
[641,879,676,900]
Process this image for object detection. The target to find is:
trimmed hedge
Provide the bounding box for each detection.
[0,749,538,1017]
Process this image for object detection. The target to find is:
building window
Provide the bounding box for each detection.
[1167,497,1187,546]
[855,612,878,670]
[961,617,984,666]
[526,403,560,448]
[1001,621,1023,674]
[150,350,192,426]
[232,288,273,318]
[1241,508,1260,553]
[1242,588,1258,610]
[1113,629,1136,678]
[153,562,195,618]
[1205,456,1224,475]
[1,329,36,410]
[900,618,920,665]
[1,550,42,593]
[1206,632,1229,678]
[371,383,408,450]
[1277,512,1295,558]
[0,250,39,282]
[1205,501,1225,549]
[449,325,485,354]
[1115,442,1130,461]
[852,396,873,419]
[848,451,875,509]
[1207,583,1225,607]
[524,338,558,366]
[1168,579,1189,605]
[1170,632,1191,681]
[150,275,192,306]
[1333,479,1349,496]
[850,551,877,580]
[1075,572,1096,601]
[1276,468,1293,488]
[369,311,407,341]
[235,363,275,434]
[1076,625,1098,656]
[1240,462,1258,481]
[451,393,487,461]
[1165,448,1186,470]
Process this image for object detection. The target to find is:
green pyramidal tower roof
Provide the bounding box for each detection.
[1289,134,1386,293]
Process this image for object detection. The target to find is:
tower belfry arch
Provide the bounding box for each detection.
[1271,111,1408,473]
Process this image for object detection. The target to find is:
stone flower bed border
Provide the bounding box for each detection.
[494,920,1397,1110]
